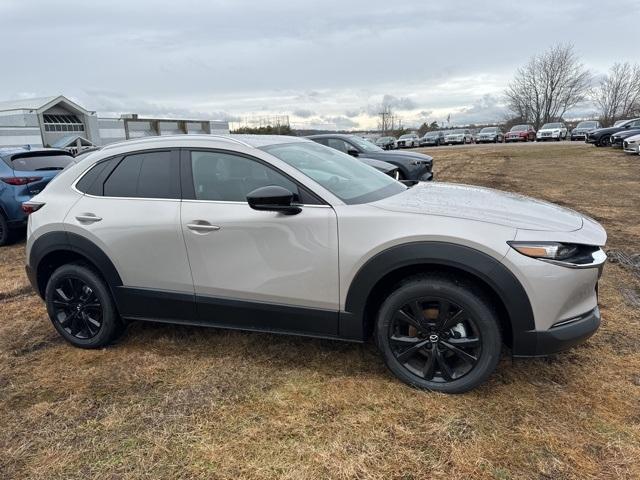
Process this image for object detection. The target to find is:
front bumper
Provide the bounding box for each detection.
[505,135,526,142]
[445,138,464,144]
[513,307,601,357]
[623,142,639,154]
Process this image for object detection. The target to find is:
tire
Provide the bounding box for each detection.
[0,213,10,246]
[45,263,125,348]
[598,135,611,147]
[375,274,502,393]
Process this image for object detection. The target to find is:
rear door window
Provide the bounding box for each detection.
[102,151,179,199]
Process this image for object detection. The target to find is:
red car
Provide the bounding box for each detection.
[505,124,536,142]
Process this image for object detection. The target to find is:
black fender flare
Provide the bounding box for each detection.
[341,242,535,351]
[29,231,123,297]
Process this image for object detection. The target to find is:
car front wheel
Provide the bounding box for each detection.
[376,275,501,393]
[45,263,125,348]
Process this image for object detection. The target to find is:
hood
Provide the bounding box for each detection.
[362,150,433,166]
[371,182,584,232]
[359,157,396,172]
[591,126,626,135]
[612,128,640,139]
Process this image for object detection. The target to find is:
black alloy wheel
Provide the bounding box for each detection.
[598,135,611,147]
[376,275,501,393]
[45,263,125,348]
[389,297,481,382]
[50,276,103,339]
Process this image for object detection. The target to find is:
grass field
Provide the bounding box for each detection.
[1,142,639,479]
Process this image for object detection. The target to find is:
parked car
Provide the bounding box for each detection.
[586,118,640,147]
[0,147,73,245]
[570,121,600,141]
[610,127,640,148]
[307,134,433,181]
[419,131,445,147]
[623,133,640,155]
[375,136,397,150]
[396,133,420,148]
[24,134,607,393]
[505,125,536,142]
[536,122,568,141]
[475,127,504,144]
[444,129,473,145]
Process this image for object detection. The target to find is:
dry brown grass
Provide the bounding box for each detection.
[0,142,639,479]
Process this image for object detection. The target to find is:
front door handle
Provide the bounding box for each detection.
[75,214,102,223]
[187,222,221,233]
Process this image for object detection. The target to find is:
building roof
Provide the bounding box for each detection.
[50,135,95,149]
[0,96,59,112]
[0,95,91,115]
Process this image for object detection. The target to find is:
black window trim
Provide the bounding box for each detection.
[179,147,328,206]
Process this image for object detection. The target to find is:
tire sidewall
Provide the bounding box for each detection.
[376,278,502,394]
[0,213,9,246]
[45,264,121,348]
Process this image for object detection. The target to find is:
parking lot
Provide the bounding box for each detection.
[1,142,639,479]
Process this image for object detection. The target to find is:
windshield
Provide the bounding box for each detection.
[576,121,597,129]
[261,142,406,205]
[449,129,464,134]
[541,123,562,129]
[510,125,527,132]
[376,137,391,142]
[480,127,498,133]
[399,134,415,139]
[349,136,384,153]
[424,131,439,137]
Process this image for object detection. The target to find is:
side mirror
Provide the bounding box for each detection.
[346,148,359,157]
[247,185,301,215]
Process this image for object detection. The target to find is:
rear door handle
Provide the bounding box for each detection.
[75,214,102,223]
[187,222,220,233]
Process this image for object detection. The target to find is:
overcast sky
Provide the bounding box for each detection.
[1,0,638,130]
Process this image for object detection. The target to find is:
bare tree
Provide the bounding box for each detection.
[377,105,399,135]
[591,62,640,126]
[505,44,592,129]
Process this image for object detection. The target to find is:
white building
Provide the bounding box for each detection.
[0,95,229,149]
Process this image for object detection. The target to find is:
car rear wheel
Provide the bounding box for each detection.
[45,263,125,348]
[375,275,502,393]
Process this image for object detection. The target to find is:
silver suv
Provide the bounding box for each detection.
[24,135,607,393]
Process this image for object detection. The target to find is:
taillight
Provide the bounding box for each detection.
[21,201,45,215]
[1,176,43,185]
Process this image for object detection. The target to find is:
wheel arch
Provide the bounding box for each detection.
[341,242,534,351]
[29,231,122,298]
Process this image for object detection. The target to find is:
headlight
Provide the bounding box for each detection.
[508,242,578,260]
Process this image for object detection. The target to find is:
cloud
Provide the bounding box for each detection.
[322,115,359,130]
[382,94,419,111]
[292,108,316,118]
[0,0,638,130]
